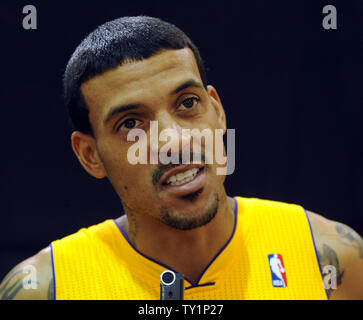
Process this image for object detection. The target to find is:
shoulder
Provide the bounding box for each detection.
[0,246,54,300]
[306,210,363,299]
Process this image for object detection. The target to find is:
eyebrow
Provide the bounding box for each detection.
[103,104,140,127]
[103,79,204,127]
[171,79,204,95]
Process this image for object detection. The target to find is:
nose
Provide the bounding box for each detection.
[149,113,190,165]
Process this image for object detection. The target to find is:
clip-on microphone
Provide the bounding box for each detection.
[160,270,184,300]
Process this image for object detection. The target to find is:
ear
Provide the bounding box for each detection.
[207,85,226,134]
[71,131,107,179]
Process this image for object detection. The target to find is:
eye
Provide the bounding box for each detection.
[117,118,142,131]
[177,97,200,111]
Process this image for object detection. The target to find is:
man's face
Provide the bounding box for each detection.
[79,48,226,230]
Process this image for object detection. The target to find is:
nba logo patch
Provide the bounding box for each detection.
[268,254,287,287]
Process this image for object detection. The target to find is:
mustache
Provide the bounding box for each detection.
[151,152,206,186]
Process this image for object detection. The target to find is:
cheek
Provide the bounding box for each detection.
[119,172,163,215]
[109,162,152,194]
[99,138,157,191]
[103,157,159,210]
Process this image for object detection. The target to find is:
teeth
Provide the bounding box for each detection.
[166,168,200,186]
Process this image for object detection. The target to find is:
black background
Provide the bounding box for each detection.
[0,0,362,280]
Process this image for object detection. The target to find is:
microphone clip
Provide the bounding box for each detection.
[160,270,184,300]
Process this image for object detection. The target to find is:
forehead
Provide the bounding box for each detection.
[81,48,202,126]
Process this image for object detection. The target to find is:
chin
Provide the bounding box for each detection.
[158,190,219,231]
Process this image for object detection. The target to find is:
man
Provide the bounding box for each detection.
[1,16,362,300]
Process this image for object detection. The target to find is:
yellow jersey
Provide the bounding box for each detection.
[50,196,328,300]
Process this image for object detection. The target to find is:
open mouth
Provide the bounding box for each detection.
[158,164,207,197]
[162,167,204,187]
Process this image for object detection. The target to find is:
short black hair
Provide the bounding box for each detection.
[63,16,207,136]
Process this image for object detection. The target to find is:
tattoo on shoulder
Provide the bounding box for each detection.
[0,265,51,300]
[335,223,363,259]
[47,277,54,300]
[0,271,25,300]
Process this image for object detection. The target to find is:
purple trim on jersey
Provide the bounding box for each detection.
[303,208,330,300]
[113,196,238,288]
[49,243,56,300]
[192,197,238,285]
[113,218,195,286]
[185,282,216,290]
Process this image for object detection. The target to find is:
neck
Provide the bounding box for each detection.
[117,191,236,284]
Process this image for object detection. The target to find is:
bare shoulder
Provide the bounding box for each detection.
[306,210,363,300]
[0,246,54,300]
